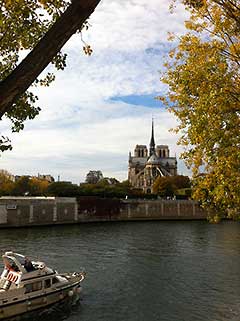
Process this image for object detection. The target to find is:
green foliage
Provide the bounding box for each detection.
[176,188,192,197]
[154,177,175,197]
[0,0,91,152]
[0,0,69,151]
[0,136,12,152]
[46,182,79,197]
[45,180,146,199]
[161,0,240,215]
[153,175,191,198]
[0,175,166,200]
[171,175,190,189]
[79,180,129,198]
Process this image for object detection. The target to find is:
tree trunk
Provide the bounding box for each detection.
[0,0,101,119]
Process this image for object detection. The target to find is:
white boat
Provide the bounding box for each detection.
[0,251,85,320]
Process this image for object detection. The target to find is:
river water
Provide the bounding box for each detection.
[1,221,240,321]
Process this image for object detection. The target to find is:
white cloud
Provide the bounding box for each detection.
[0,0,190,183]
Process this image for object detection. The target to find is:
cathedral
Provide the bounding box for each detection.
[128,120,178,193]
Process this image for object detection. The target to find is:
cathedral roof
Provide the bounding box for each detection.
[146,153,161,165]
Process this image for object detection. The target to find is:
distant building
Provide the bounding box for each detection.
[14,175,31,182]
[37,174,55,183]
[14,174,54,183]
[103,177,119,185]
[128,120,177,193]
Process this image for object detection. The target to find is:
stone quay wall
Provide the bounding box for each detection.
[0,197,207,228]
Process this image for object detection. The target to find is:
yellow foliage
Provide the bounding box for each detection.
[29,178,50,195]
[162,0,240,216]
[0,172,14,195]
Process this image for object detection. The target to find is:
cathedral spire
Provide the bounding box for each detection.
[149,118,155,156]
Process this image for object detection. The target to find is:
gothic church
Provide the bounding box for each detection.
[128,120,177,193]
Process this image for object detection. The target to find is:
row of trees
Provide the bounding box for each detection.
[47,180,134,198]
[0,172,191,199]
[0,175,135,198]
[0,174,50,196]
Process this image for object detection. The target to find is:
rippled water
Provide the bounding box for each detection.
[1,221,240,321]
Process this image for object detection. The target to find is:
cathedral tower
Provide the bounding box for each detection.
[149,118,155,156]
[128,119,178,193]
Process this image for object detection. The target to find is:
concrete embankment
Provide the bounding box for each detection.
[0,196,207,228]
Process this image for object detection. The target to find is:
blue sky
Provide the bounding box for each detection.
[111,94,164,108]
[0,0,190,183]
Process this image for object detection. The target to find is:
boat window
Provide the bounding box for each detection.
[44,279,51,288]
[32,281,42,291]
[52,277,59,284]
[25,284,32,293]
[25,281,42,293]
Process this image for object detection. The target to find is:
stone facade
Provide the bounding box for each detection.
[128,120,177,193]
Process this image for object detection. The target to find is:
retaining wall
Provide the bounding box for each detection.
[0,197,207,228]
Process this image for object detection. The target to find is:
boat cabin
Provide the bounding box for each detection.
[0,252,61,292]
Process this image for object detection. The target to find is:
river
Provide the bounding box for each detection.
[1,221,240,321]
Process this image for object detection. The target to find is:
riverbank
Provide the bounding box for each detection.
[0,196,208,228]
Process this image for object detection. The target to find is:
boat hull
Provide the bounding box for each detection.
[0,281,82,320]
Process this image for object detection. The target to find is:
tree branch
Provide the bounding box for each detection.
[0,0,101,119]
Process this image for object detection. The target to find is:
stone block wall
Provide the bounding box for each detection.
[0,197,77,227]
[117,199,207,221]
[0,197,208,228]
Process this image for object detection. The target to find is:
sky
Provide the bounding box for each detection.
[1,0,190,183]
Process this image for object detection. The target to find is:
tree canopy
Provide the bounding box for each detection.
[0,170,14,195]
[161,0,240,217]
[0,173,50,196]
[0,0,100,151]
[153,175,191,198]
[85,170,104,184]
